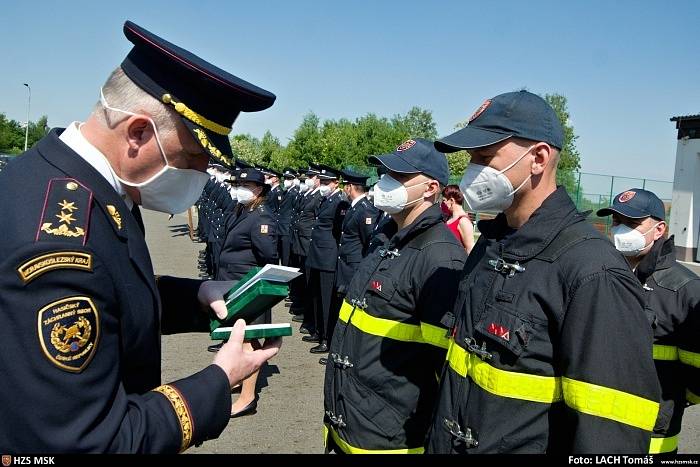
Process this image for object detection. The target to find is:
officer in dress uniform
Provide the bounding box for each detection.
[290,165,324,334]
[263,168,283,219]
[277,167,299,266]
[287,170,310,315]
[330,169,379,345]
[0,21,281,453]
[304,165,350,354]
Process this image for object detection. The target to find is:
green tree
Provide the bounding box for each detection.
[543,94,580,195]
[230,133,262,165]
[285,112,323,168]
[0,113,49,154]
[392,106,438,140]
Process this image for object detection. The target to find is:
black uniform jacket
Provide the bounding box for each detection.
[0,130,230,453]
[323,204,467,453]
[217,202,278,281]
[335,196,379,294]
[277,185,298,237]
[307,190,349,272]
[634,236,700,452]
[291,189,323,257]
[367,211,397,255]
[265,184,282,219]
[425,187,661,454]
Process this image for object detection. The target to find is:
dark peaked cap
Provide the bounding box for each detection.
[120,21,276,168]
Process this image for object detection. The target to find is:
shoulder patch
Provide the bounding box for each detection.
[17,251,93,284]
[37,296,100,373]
[36,178,93,245]
[260,224,269,234]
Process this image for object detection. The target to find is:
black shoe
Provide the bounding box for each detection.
[230,398,258,418]
[318,357,328,365]
[207,342,224,353]
[299,326,312,335]
[310,343,329,354]
[302,334,320,343]
[284,302,292,308]
[291,315,304,323]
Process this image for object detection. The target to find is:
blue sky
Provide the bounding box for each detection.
[1,0,698,182]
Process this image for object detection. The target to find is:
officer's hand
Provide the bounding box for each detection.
[197,280,236,320]
[212,319,282,388]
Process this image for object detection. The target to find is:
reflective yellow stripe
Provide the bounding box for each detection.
[323,424,329,448]
[679,349,700,368]
[649,434,679,454]
[420,322,450,349]
[339,299,448,349]
[562,377,659,431]
[162,93,231,135]
[687,389,700,405]
[653,344,679,361]
[327,425,424,454]
[446,340,562,404]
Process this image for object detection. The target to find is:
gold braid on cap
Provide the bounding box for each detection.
[152,384,194,452]
[193,128,233,167]
[162,94,231,136]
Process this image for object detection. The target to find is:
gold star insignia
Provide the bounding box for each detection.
[58,200,78,212]
[56,211,76,225]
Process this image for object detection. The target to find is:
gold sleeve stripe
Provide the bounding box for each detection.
[153,384,194,452]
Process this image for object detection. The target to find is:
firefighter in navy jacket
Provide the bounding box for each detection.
[598,189,700,454]
[323,139,467,453]
[425,91,660,454]
[0,21,280,453]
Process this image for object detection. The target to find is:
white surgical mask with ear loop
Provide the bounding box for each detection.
[299,182,309,193]
[99,88,209,214]
[611,222,662,257]
[283,179,293,189]
[293,178,301,187]
[236,187,256,205]
[304,178,315,189]
[373,174,429,214]
[319,184,332,197]
[459,145,535,212]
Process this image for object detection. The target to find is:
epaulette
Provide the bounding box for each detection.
[36,178,92,246]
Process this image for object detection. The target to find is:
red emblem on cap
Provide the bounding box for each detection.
[618,191,636,203]
[469,99,491,123]
[397,139,416,152]
[487,322,510,341]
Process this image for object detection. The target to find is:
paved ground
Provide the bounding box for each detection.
[144,209,699,454]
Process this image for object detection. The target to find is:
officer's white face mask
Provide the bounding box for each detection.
[299,182,309,193]
[293,178,301,187]
[283,179,293,189]
[100,89,209,214]
[304,178,315,189]
[236,186,256,205]
[228,185,238,201]
[373,174,429,214]
[611,222,662,257]
[459,145,535,212]
[319,184,333,197]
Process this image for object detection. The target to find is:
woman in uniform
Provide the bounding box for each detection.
[216,168,278,417]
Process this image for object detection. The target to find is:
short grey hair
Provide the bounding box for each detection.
[94,67,177,133]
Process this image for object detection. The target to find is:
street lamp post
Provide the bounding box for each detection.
[23,83,31,151]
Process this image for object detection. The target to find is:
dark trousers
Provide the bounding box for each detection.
[278,234,291,266]
[328,289,344,346]
[288,253,307,316]
[309,268,336,343]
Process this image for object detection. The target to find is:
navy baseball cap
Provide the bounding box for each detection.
[120,21,276,168]
[369,138,449,186]
[597,189,666,221]
[435,90,564,153]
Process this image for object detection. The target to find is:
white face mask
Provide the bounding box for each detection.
[228,184,237,200]
[236,186,256,205]
[305,178,315,189]
[100,89,209,214]
[319,184,332,197]
[459,145,535,212]
[283,179,293,189]
[293,178,301,187]
[299,182,309,193]
[611,222,661,257]
[372,174,428,214]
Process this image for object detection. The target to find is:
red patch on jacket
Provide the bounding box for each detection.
[370,280,383,292]
[487,322,510,341]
